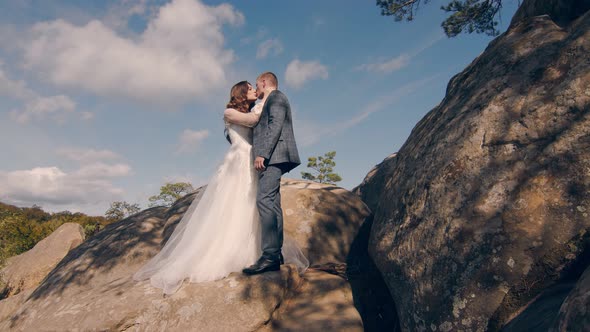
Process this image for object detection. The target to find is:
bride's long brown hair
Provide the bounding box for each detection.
[226,81,255,113]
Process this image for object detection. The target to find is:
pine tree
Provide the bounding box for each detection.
[301,151,343,185]
[377,0,503,37]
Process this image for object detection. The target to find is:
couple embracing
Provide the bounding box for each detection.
[133,72,308,295]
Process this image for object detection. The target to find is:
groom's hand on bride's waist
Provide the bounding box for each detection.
[254,156,266,171]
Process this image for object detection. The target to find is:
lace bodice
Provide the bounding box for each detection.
[225,103,264,146]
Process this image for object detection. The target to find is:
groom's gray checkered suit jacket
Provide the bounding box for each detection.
[253,90,300,172]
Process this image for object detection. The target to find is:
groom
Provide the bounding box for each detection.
[243,72,301,275]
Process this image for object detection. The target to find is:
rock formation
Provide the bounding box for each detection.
[353,153,397,213]
[280,179,370,265]
[0,222,85,298]
[366,1,590,330]
[510,0,590,26]
[0,180,367,331]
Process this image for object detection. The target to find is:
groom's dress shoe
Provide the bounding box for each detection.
[242,257,280,275]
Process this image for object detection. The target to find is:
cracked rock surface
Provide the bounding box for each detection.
[367,2,590,331]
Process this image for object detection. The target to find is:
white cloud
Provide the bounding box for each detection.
[0,22,31,54]
[256,38,283,59]
[0,165,130,209]
[296,76,437,147]
[240,26,268,45]
[1,62,86,124]
[73,162,132,178]
[56,147,121,163]
[0,66,34,99]
[356,32,444,74]
[10,95,76,124]
[0,144,133,214]
[285,59,329,89]
[104,0,152,30]
[80,111,94,120]
[356,54,410,74]
[312,17,326,27]
[21,0,244,104]
[176,129,209,154]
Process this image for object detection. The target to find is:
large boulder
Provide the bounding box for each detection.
[0,290,33,323]
[0,180,367,331]
[510,0,590,27]
[0,222,85,298]
[352,153,397,212]
[269,269,363,331]
[281,179,370,265]
[368,5,590,332]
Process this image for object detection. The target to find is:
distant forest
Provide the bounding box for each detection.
[0,202,115,267]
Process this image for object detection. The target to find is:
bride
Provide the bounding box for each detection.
[133,81,308,295]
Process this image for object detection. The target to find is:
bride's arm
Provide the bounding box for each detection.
[223,108,261,128]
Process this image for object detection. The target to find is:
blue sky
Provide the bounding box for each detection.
[0,0,520,215]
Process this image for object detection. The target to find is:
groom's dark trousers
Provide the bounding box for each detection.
[257,163,289,259]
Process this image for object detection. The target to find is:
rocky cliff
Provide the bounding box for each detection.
[365,0,590,330]
[0,179,369,331]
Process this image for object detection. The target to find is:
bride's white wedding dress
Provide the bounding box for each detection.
[133,103,308,294]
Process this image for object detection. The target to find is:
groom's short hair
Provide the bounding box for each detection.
[257,72,278,88]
